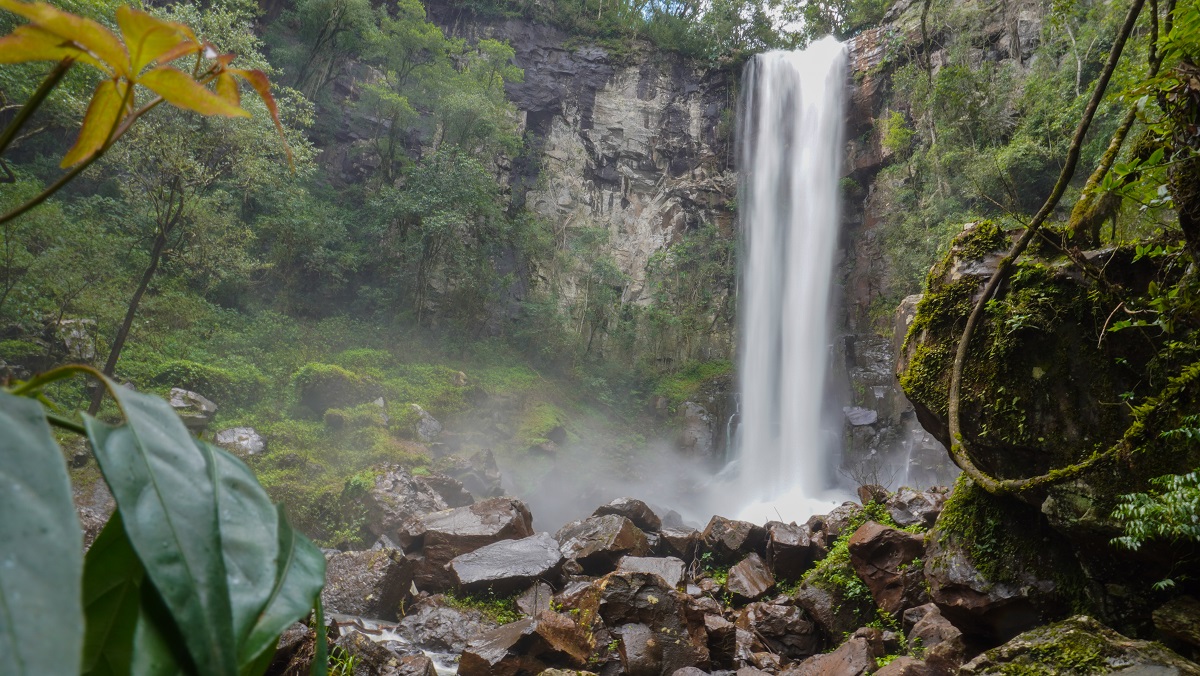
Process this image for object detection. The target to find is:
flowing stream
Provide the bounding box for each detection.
[730,38,850,523]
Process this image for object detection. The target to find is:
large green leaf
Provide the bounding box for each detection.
[81,514,186,676]
[85,387,237,674]
[239,508,327,675]
[0,391,83,676]
[206,443,279,647]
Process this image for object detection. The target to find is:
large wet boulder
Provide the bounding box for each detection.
[785,633,882,675]
[577,571,710,673]
[902,604,966,672]
[449,532,564,594]
[735,602,821,661]
[886,488,947,530]
[727,553,775,602]
[215,426,266,457]
[1155,596,1200,657]
[406,497,535,590]
[847,521,927,617]
[593,497,663,532]
[766,521,815,581]
[555,515,651,574]
[395,595,499,653]
[703,516,767,565]
[457,611,593,676]
[793,585,870,645]
[617,556,686,589]
[322,548,414,621]
[960,615,1200,674]
[659,528,702,560]
[440,449,505,499]
[361,467,452,543]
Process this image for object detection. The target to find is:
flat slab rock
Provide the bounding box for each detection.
[555,514,650,573]
[458,611,592,676]
[616,555,686,588]
[410,496,534,563]
[321,548,413,622]
[449,532,563,594]
[960,615,1200,675]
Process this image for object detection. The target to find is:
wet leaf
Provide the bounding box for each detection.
[62,78,128,167]
[140,65,249,117]
[0,0,128,75]
[116,6,196,74]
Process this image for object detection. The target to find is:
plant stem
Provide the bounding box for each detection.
[0,59,73,157]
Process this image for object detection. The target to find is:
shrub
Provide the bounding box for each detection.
[154,359,268,406]
[293,362,381,414]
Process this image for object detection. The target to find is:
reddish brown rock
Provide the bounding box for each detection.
[322,548,414,621]
[594,497,663,532]
[886,489,946,530]
[765,521,815,582]
[783,635,881,676]
[727,553,775,602]
[660,528,703,560]
[703,516,767,564]
[406,497,534,590]
[556,515,651,574]
[457,611,592,676]
[874,657,935,676]
[847,521,927,617]
[618,555,687,589]
[735,602,820,660]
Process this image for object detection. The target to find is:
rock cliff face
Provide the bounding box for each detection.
[432,8,738,308]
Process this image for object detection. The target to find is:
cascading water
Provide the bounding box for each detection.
[730,38,849,523]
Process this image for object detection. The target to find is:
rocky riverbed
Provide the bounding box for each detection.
[255,469,1200,675]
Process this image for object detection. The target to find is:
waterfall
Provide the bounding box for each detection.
[732,38,849,523]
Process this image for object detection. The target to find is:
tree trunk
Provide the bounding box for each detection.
[88,230,167,414]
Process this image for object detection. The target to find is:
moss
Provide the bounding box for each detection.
[652,359,733,410]
[292,363,380,414]
[323,401,387,430]
[151,359,268,406]
[0,339,44,363]
[954,220,1011,261]
[443,591,524,624]
[517,402,570,447]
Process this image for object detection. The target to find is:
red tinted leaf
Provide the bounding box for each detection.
[139,65,249,117]
[214,72,240,107]
[0,0,128,75]
[230,67,293,164]
[61,78,128,167]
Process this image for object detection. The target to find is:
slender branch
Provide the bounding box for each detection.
[0,59,73,157]
[945,0,1148,496]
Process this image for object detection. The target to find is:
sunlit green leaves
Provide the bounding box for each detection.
[0,391,83,676]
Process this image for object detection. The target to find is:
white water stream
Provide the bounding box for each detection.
[730,38,850,524]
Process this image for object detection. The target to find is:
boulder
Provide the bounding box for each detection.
[395,595,499,653]
[457,611,593,676]
[1154,596,1200,656]
[705,614,739,669]
[617,556,686,589]
[594,497,663,532]
[449,532,564,594]
[322,548,414,621]
[555,515,651,574]
[168,388,217,431]
[361,467,451,543]
[874,657,934,676]
[215,426,266,457]
[765,521,815,581]
[660,528,703,560]
[409,404,442,442]
[56,318,96,361]
[903,604,965,672]
[847,521,927,617]
[577,571,710,673]
[441,449,504,498]
[703,516,767,565]
[333,630,437,676]
[417,473,473,508]
[727,553,775,602]
[617,622,665,676]
[794,585,866,644]
[407,497,535,590]
[735,602,820,660]
[960,615,1200,675]
[886,489,946,530]
[516,582,555,616]
[784,635,881,675]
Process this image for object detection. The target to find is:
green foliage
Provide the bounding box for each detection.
[1111,466,1200,588]
[2,371,326,676]
[153,359,268,406]
[292,362,380,414]
[443,590,524,624]
[652,359,733,409]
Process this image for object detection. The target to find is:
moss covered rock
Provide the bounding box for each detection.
[292,362,381,414]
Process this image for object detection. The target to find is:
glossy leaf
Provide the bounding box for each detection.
[140,65,249,118]
[84,386,238,675]
[0,391,83,676]
[0,0,128,75]
[62,78,128,167]
[116,6,195,74]
[208,444,278,648]
[239,509,326,674]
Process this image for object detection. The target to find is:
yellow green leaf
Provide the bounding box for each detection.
[230,67,292,164]
[115,6,196,74]
[139,66,249,118]
[0,0,129,76]
[0,24,82,63]
[214,72,240,107]
[61,78,128,167]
